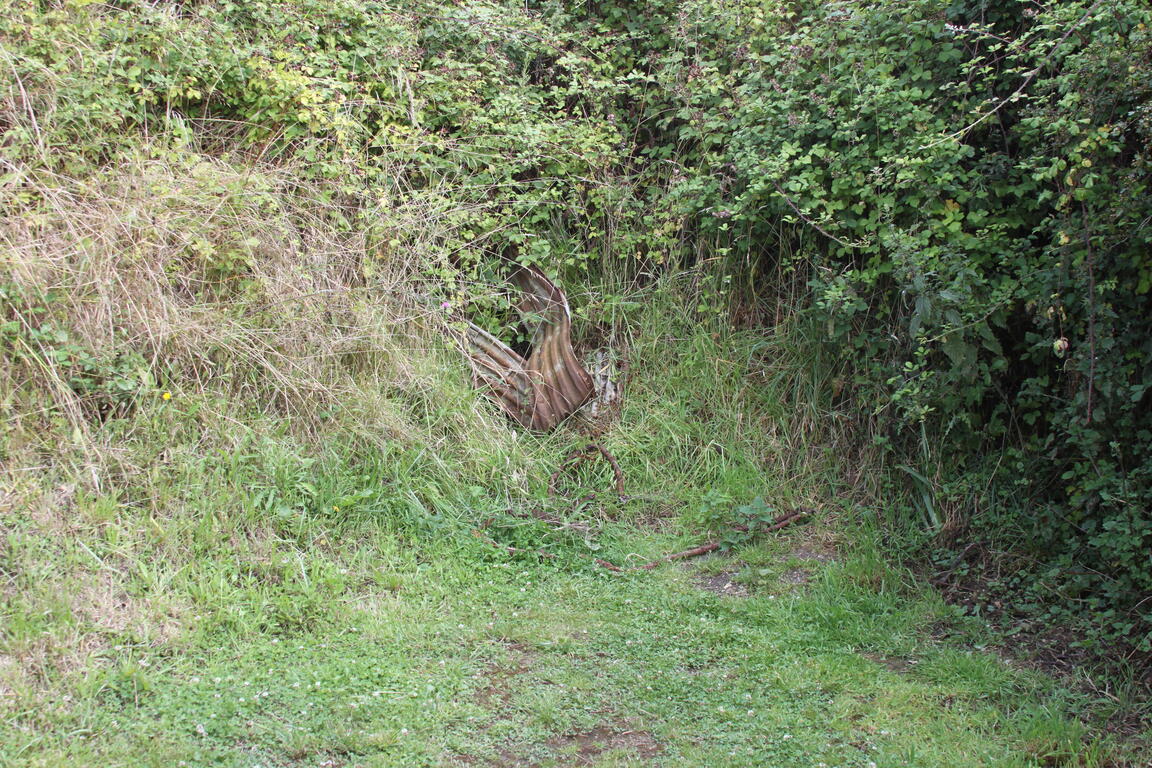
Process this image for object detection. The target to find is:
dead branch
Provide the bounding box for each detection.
[472,530,557,560]
[549,442,625,500]
[732,510,809,534]
[507,506,595,534]
[594,511,807,573]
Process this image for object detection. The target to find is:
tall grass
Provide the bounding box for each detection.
[0,9,860,709]
[0,138,857,685]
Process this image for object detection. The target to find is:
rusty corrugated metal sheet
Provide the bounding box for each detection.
[465,265,593,431]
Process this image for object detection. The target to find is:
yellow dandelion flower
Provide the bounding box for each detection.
[162,391,172,400]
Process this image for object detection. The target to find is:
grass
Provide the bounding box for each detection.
[0,68,1146,768]
[2,513,1139,767]
[3,254,1148,767]
[2,270,1146,765]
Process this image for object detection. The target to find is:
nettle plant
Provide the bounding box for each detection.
[0,285,149,422]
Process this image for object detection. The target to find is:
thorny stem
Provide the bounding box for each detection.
[1080,202,1096,425]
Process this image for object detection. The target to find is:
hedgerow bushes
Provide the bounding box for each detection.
[566,0,1151,646]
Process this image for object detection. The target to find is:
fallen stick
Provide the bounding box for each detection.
[595,542,720,573]
[593,444,626,498]
[549,443,626,500]
[742,511,807,534]
[595,511,806,573]
[929,540,982,586]
[473,530,557,559]
[636,541,721,569]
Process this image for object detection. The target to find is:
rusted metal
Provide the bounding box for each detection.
[465,265,594,431]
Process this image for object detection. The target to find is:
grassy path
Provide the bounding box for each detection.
[3,520,1129,768]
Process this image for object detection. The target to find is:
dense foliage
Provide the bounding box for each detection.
[2,0,1149,648]
[570,0,1152,647]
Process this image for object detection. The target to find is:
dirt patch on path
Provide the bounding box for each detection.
[779,545,836,586]
[456,641,663,766]
[789,544,836,563]
[473,641,537,711]
[455,715,662,767]
[695,569,750,598]
[543,721,662,765]
[690,536,839,597]
[456,642,663,766]
[863,651,918,674]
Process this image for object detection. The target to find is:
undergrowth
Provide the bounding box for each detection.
[1,1,1149,765]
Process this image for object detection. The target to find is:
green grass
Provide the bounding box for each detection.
[1,496,1144,767]
[2,4,1148,763]
[1,278,1147,767]
[2,267,1147,767]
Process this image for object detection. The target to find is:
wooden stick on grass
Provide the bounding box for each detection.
[595,511,807,573]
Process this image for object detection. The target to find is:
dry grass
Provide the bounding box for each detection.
[0,138,546,698]
[0,146,528,488]
[71,571,188,646]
